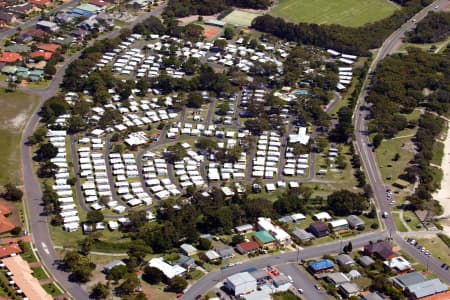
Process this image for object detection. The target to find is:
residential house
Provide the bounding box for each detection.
[180,243,198,257]
[37,43,60,53]
[148,257,186,280]
[309,221,330,237]
[308,259,334,274]
[16,28,47,43]
[127,0,151,8]
[252,230,276,250]
[234,224,253,234]
[347,270,361,280]
[339,282,360,298]
[31,51,53,60]
[36,20,59,33]
[326,272,350,287]
[401,276,448,299]
[361,292,385,300]
[358,255,375,268]
[55,12,75,24]
[364,240,396,260]
[384,256,412,273]
[0,52,22,64]
[88,0,109,7]
[236,241,260,254]
[391,272,427,291]
[0,12,16,24]
[292,228,315,242]
[29,69,44,81]
[337,254,355,266]
[347,215,365,230]
[257,217,291,248]
[0,244,21,258]
[328,219,349,232]
[16,66,29,78]
[202,250,221,263]
[30,0,53,7]
[177,255,196,271]
[4,44,30,53]
[1,65,17,75]
[8,3,39,17]
[216,246,234,260]
[314,212,332,221]
[226,272,257,296]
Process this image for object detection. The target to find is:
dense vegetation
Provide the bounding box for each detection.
[367,47,450,215]
[164,0,270,18]
[252,0,432,55]
[407,11,450,43]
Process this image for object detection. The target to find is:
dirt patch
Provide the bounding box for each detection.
[401,141,418,153]
[177,14,219,26]
[0,199,21,228]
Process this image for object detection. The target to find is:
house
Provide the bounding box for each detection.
[383,256,412,273]
[328,219,349,232]
[0,244,21,258]
[361,292,385,300]
[347,270,361,280]
[407,279,448,299]
[0,12,16,24]
[292,228,314,242]
[339,282,360,298]
[236,241,260,254]
[148,258,186,279]
[226,272,257,296]
[308,259,334,274]
[102,260,125,273]
[127,0,150,8]
[0,52,22,63]
[177,255,196,271]
[88,0,109,7]
[391,271,427,290]
[202,250,221,263]
[4,44,30,53]
[2,255,53,300]
[31,51,53,61]
[30,0,53,7]
[256,217,291,248]
[364,240,396,260]
[326,272,350,287]
[37,43,60,53]
[337,254,355,266]
[253,230,276,250]
[29,69,44,81]
[347,215,365,229]
[216,246,234,260]
[234,224,253,234]
[309,221,330,237]
[314,212,332,221]
[8,3,38,16]
[1,65,17,74]
[0,205,15,234]
[36,20,59,32]
[180,243,198,256]
[359,255,375,267]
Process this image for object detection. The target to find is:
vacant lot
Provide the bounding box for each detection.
[270,0,399,27]
[0,90,39,185]
[223,10,261,27]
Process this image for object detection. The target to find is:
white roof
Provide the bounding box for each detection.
[329,219,348,228]
[314,212,332,220]
[149,258,186,279]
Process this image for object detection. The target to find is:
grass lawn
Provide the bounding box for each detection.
[416,237,450,266]
[272,291,299,300]
[21,242,38,263]
[32,266,49,280]
[270,0,399,27]
[403,210,423,231]
[392,212,408,232]
[374,132,415,184]
[42,283,63,296]
[26,80,50,89]
[222,10,261,27]
[0,89,40,184]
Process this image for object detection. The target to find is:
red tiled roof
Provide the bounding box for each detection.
[24,28,47,38]
[0,52,22,63]
[31,51,53,60]
[29,0,52,6]
[37,43,60,53]
[0,203,11,216]
[0,244,21,258]
[0,215,15,234]
[422,291,450,300]
[237,241,260,252]
[88,0,109,7]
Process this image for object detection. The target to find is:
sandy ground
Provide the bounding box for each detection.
[433,122,450,234]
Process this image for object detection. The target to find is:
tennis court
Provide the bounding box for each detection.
[223,10,261,27]
[202,25,222,40]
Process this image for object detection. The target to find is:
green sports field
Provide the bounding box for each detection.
[223,10,262,27]
[270,0,400,28]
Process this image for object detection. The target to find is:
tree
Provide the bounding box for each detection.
[90,282,110,299]
[87,211,104,224]
[99,109,123,128]
[116,274,140,296]
[372,134,383,149]
[187,92,204,108]
[224,27,234,40]
[37,161,58,178]
[142,266,163,284]
[231,234,245,246]
[166,143,187,162]
[213,39,227,51]
[36,143,58,161]
[196,137,218,151]
[27,127,47,145]
[169,276,188,293]
[197,238,212,250]
[327,190,368,216]
[2,183,23,201]
[106,265,128,282]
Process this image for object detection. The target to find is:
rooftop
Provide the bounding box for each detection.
[253,230,276,244]
[309,259,334,272]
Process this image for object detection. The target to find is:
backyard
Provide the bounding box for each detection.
[270,0,399,27]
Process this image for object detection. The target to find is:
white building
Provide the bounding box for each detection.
[257,217,291,247]
[148,258,186,279]
[226,272,257,296]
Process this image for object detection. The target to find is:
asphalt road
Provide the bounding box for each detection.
[183,231,385,299]
[0,0,80,41]
[353,0,450,284]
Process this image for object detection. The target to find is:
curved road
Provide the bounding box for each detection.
[19,3,168,299]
